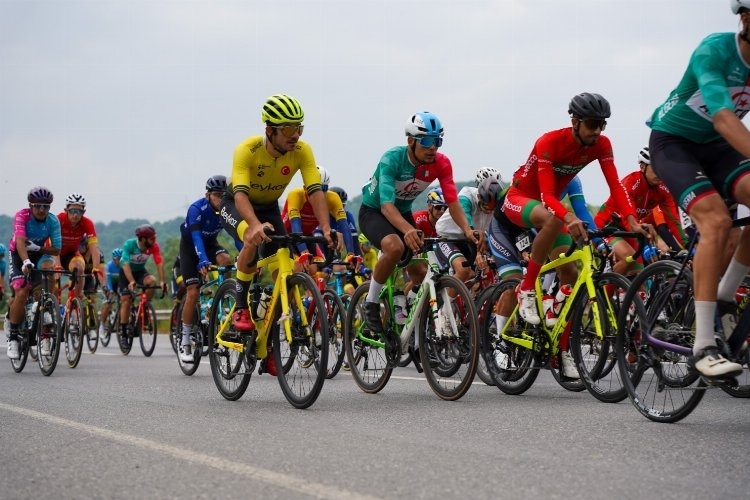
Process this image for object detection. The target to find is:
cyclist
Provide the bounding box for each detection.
[358,110,478,338]
[435,168,504,284]
[644,1,750,379]
[118,224,167,350]
[281,165,354,266]
[503,92,648,327]
[55,193,102,299]
[98,248,122,339]
[6,187,62,359]
[413,187,447,238]
[177,175,234,363]
[219,93,334,358]
[171,256,185,302]
[594,146,684,276]
[358,233,378,274]
[0,243,7,301]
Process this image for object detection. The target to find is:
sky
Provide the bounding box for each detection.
[0,0,737,223]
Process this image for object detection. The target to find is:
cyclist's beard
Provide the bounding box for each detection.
[143,240,154,249]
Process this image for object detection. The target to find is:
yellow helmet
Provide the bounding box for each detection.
[358,233,370,245]
[262,94,304,125]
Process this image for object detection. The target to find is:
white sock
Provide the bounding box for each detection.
[366,280,385,303]
[494,315,508,333]
[717,258,750,302]
[693,301,717,355]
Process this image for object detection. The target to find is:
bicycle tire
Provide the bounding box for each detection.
[616,260,706,423]
[208,279,252,401]
[169,301,180,355]
[321,290,346,379]
[569,272,631,403]
[85,301,99,353]
[481,279,541,395]
[10,317,30,373]
[176,301,201,376]
[475,285,500,386]
[273,272,328,409]
[63,297,85,368]
[139,302,158,357]
[418,275,479,401]
[37,293,62,376]
[344,281,393,394]
[101,306,116,348]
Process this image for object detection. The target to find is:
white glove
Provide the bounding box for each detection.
[26,241,41,252]
[22,259,34,272]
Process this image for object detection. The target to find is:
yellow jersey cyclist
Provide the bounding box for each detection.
[358,111,478,335]
[219,93,334,332]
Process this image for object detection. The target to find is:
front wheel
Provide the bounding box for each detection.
[321,290,346,379]
[63,297,85,368]
[272,273,328,409]
[138,302,158,357]
[418,275,479,401]
[176,301,201,376]
[85,301,99,354]
[37,294,62,376]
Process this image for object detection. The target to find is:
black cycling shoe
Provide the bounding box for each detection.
[362,301,383,334]
[382,329,400,368]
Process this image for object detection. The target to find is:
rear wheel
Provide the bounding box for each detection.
[101,304,116,348]
[321,290,346,379]
[85,301,99,353]
[419,275,479,401]
[37,294,62,376]
[169,301,181,355]
[273,273,328,409]
[10,318,30,373]
[63,297,85,368]
[138,302,158,357]
[344,282,393,394]
[176,302,201,376]
[208,280,252,401]
[475,285,501,386]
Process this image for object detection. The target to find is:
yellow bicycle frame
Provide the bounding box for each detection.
[214,246,310,360]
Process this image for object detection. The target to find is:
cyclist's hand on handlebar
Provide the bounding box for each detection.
[626,215,652,240]
[403,228,423,253]
[247,223,273,247]
[161,282,169,295]
[564,214,587,241]
[22,259,34,273]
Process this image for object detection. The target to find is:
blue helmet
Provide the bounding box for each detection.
[112,248,123,258]
[405,111,444,137]
[0,243,6,255]
[426,187,446,207]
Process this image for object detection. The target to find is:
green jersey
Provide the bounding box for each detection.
[649,32,750,144]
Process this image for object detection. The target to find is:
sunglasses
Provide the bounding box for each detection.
[272,124,304,137]
[431,205,447,212]
[415,135,443,148]
[67,208,85,215]
[30,203,51,210]
[581,118,607,131]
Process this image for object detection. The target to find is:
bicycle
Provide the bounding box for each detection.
[9,268,63,376]
[207,231,334,409]
[82,272,102,354]
[481,226,641,402]
[171,264,235,376]
[344,236,480,401]
[616,217,750,422]
[117,284,162,356]
[56,269,85,368]
[99,291,119,348]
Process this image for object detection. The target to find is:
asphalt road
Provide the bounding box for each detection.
[1,337,747,500]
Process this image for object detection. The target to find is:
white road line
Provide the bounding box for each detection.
[0,402,383,500]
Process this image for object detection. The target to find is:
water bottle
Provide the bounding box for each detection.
[394,292,407,325]
[552,284,573,315]
[543,293,556,327]
[255,286,272,320]
[27,302,36,324]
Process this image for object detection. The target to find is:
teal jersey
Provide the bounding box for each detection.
[649,32,750,144]
[360,146,459,214]
[121,237,162,272]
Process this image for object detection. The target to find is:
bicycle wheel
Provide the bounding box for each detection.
[176,301,201,376]
[37,293,62,376]
[481,279,541,395]
[272,272,328,409]
[63,297,85,368]
[318,290,346,379]
[117,311,133,356]
[85,301,99,353]
[138,302,158,357]
[616,260,706,423]
[475,285,500,386]
[169,301,180,355]
[569,272,631,403]
[418,275,479,401]
[10,322,31,373]
[208,280,252,401]
[101,306,116,348]
[344,282,393,394]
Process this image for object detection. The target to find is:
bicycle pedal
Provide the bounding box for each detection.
[701,375,739,388]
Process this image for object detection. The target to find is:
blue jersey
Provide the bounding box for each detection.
[180,198,225,265]
[105,259,120,290]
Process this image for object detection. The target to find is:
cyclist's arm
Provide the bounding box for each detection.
[190,229,210,268]
[564,176,597,229]
[308,190,332,234]
[327,193,355,253]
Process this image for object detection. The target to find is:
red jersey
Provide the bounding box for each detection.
[594,170,680,231]
[57,212,98,257]
[508,128,635,221]
[413,210,438,238]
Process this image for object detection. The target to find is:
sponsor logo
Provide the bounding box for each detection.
[281,166,291,175]
[681,191,696,211]
[658,94,680,120]
[504,200,522,213]
[250,141,263,154]
[249,182,286,191]
[489,237,511,258]
[220,206,239,228]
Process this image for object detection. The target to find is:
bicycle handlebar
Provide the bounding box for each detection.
[397,232,479,268]
[262,228,340,268]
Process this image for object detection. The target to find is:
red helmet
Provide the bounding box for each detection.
[135,224,156,238]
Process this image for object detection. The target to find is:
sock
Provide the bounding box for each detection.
[366,279,385,303]
[521,259,542,291]
[494,315,508,333]
[181,323,192,345]
[693,301,717,354]
[717,258,750,302]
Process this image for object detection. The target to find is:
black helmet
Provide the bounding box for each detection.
[28,186,54,204]
[205,174,227,192]
[330,186,348,204]
[568,92,611,119]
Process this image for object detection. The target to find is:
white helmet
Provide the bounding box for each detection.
[637,146,651,165]
[65,192,86,207]
[317,165,330,187]
[731,0,750,14]
[474,167,502,187]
